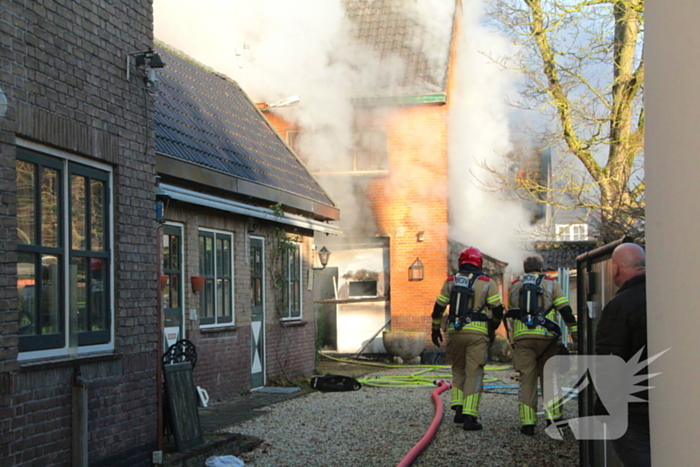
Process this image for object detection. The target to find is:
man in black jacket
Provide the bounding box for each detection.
[595,243,649,467]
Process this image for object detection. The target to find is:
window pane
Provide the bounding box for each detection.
[170,273,180,308]
[162,234,170,270]
[373,131,388,170]
[204,237,214,275]
[217,278,223,318]
[89,258,107,331]
[222,238,231,277]
[75,257,88,331]
[71,174,86,250]
[170,235,179,270]
[199,236,205,275]
[18,252,36,335]
[42,167,60,248]
[90,179,105,251]
[222,279,232,321]
[204,279,214,319]
[16,160,36,245]
[216,237,224,275]
[41,255,61,335]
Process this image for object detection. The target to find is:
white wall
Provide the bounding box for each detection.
[646,0,700,463]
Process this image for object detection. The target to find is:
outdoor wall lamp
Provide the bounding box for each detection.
[408,258,424,281]
[126,49,166,91]
[0,86,8,120]
[416,231,425,242]
[155,176,171,224]
[312,246,331,270]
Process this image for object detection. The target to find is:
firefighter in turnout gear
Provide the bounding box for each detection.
[431,247,504,431]
[506,255,578,436]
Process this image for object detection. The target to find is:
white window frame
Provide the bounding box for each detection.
[280,242,302,321]
[17,140,115,361]
[198,228,235,327]
[555,223,589,241]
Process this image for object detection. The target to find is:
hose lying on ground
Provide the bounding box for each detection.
[394,380,452,467]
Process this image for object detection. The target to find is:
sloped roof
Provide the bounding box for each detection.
[344,0,457,97]
[534,241,597,271]
[153,42,336,212]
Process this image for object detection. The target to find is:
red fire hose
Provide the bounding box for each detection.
[395,380,452,467]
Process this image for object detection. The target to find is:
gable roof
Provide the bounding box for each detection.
[344,0,457,98]
[153,42,338,221]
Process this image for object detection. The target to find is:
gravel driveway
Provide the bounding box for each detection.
[225,365,579,467]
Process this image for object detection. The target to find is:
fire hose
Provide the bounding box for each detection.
[394,380,452,467]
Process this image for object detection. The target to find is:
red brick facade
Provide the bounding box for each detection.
[265,102,450,349]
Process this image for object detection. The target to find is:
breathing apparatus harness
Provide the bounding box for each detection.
[505,273,561,338]
[448,273,489,330]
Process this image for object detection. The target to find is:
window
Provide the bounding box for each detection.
[349,281,378,298]
[198,230,233,326]
[352,129,388,171]
[287,129,388,174]
[555,223,589,241]
[17,147,112,353]
[281,243,301,320]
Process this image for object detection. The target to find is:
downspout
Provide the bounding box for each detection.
[72,367,88,467]
[156,225,164,453]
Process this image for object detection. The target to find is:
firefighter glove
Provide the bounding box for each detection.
[487,321,496,343]
[431,329,443,347]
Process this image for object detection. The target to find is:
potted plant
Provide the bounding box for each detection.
[191,276,207,293]
[159,275,169,291]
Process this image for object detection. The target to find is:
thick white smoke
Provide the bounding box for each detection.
[448,0,533,269]
[154,0,533,267]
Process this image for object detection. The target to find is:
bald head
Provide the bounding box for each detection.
[612,243,646,287]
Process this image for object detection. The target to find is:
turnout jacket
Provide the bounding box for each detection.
[508,274,577,340]
[432,264,503,335]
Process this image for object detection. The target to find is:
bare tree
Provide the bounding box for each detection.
[483,0,644,243]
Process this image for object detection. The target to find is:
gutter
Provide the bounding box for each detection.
[160,183,343,235]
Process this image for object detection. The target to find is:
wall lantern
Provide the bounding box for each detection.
[408,258,424,281]
[313,246,331,270]
[155,176,171,223]
[416,231,425,242]
[0,86,8,120]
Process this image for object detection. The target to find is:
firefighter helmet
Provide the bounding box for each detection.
[459,247,483,269]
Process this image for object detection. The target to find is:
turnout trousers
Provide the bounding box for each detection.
[446,331,489,417]
[512,337,562,425]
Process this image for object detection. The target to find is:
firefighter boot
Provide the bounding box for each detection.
[452,406,464,424]
[463,415,483,431]
[520,425,535,436]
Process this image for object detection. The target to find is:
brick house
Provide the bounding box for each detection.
[263,0,508,354]
[1,1,160,465]
[153,42,340,399]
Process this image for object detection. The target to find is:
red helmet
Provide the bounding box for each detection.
[459,247,483,269]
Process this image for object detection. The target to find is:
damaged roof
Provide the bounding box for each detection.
[153,42,338,219]
[344,0,457,97]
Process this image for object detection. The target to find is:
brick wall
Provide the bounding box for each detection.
[368,104,449,340]
[164,203,316,400]
[265,105,449,347]
[0,1,158,466]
